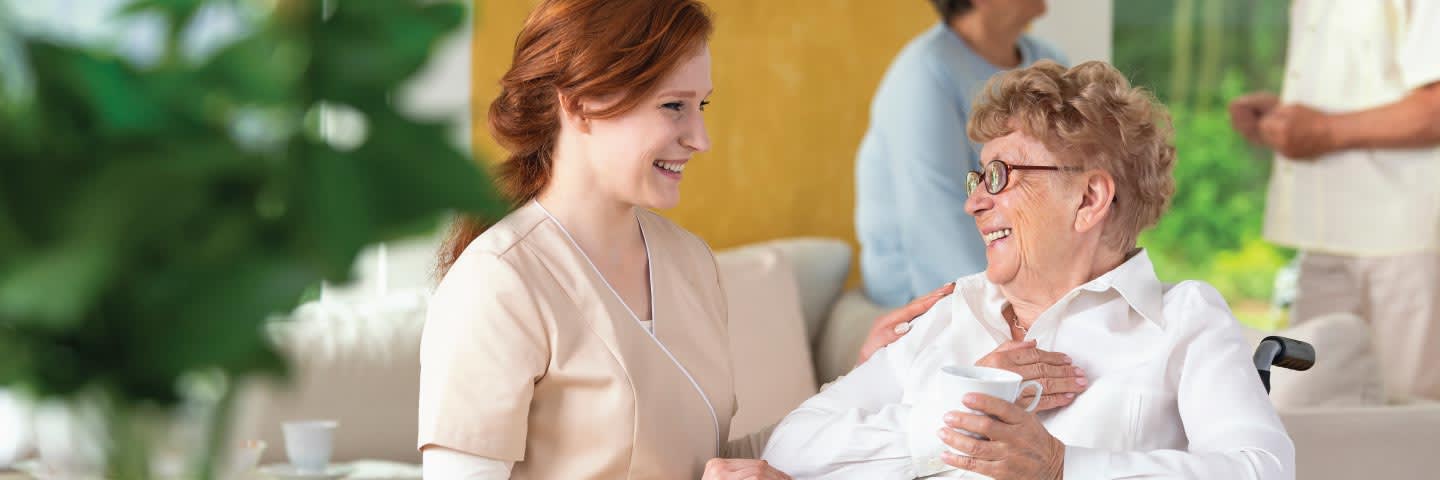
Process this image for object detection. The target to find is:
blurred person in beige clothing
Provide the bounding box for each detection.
[1229,0,1440,400]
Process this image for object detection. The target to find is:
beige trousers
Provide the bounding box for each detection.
[1292,251,1440,401]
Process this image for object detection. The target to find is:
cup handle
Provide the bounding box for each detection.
[1019,380,1044,412]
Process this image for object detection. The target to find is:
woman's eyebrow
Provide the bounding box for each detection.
[656,89,715,98]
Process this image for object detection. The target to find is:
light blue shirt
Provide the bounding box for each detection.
[855,24,1067,307]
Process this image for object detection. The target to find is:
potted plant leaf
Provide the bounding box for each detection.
[0,0,503,477]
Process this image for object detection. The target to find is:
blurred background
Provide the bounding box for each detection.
[0,0,1326,476]
[469,0,1290,328]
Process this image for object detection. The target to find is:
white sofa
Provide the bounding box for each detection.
[138,238,1440,478]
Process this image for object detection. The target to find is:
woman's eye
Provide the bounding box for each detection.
[662,102,685,111]
[699,100,710,112]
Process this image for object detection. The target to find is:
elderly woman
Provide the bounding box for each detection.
[762,61,1295,479]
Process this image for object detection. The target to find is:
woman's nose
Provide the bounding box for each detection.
[965,184,992,217]
[682,114,710,153]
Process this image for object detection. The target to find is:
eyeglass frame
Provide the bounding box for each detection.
[965,159,1086,196]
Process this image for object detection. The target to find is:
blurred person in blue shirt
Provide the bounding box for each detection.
[856,0,1067,307]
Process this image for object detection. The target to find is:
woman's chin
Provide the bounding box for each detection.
[636,189,681,210]
[984,259,1019,285]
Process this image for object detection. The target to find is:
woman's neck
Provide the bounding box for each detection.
[1004,246,1129,329]
[536,166,642,257]
[949,13,1025,69]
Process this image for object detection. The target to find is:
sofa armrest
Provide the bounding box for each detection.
[1280,403,1440,480]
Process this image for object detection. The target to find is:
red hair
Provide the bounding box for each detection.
[438,0,714,276]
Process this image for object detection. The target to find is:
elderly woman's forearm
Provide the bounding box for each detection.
[761,406,919,478]
[1063,444,1295,480]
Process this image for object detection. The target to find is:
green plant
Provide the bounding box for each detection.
[1118,0,1297,329]
[0,0,503,476]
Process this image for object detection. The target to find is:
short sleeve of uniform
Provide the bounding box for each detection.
[417,251,549,461]
[1399,0,1440,89]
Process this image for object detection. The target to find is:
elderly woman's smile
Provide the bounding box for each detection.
[980,227,1011,246]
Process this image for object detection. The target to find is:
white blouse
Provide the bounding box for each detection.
[762,251,1295,479]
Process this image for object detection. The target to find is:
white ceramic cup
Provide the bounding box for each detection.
[227,440,267,479]
[938,365,1043,448]
[282,420,337,474]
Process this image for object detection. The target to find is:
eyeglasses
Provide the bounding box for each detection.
[965,159,1075,196]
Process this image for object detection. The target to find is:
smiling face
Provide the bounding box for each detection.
[964,130,1084,287]
[574,46,713,210]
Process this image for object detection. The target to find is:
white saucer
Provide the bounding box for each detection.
[11,460,105,480]
[258,464,354,480]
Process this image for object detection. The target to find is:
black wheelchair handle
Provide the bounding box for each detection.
[1254,336,1316,393]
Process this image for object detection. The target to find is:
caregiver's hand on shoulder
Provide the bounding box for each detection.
[701,459,792,480]
[938,393,1065,480]
[857,282,955,365]
[975,340,1086,411]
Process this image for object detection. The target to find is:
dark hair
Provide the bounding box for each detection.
[928,0,974,21]
[437,0,714,276]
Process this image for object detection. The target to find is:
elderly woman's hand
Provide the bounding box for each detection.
[937,394,1065,480]
[974,340,1087,411]
[701,458,792,480]
[856,282,955,365]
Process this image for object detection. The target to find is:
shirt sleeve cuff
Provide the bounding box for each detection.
[905,399,955,478]
[1062,445,1110,480]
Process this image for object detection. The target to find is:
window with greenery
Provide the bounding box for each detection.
[1116,0,1294,329]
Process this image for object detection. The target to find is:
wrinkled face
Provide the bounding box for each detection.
[964,129,1081,286]
[578,47,712,210]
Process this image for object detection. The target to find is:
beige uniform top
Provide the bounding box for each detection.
[418,201,739,479]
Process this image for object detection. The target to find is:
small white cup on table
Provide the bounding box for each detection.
[281,420,338,474]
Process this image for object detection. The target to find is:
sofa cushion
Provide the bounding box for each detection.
[762,239,853,343]
[814,291,890,384]
[1243,312,1385,408]
[714,244,817,440]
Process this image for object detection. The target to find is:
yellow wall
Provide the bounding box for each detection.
[471,1,937,282]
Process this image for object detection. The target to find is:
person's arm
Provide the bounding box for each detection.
[1063,284,1295,479]
[1261,1,1440,158]
[422,447,514,480]
[762,301,958,479]
[878,57,987,301]
[417,252,548,463]
[1327,82,1440,150]
[856,282,955,365]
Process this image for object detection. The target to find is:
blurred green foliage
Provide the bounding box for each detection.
[0,0,505,409]
[1116,0,1295,328]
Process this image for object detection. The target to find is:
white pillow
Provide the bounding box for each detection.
[1244,312,1385,408]
[721,238,851,344]
[0,389,32,467]
[813,291,891,385]
[764,238,852,343]
[714,245,817,440]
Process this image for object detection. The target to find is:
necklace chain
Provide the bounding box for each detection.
[1004,306,1030,333]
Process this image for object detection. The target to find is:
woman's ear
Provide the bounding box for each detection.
[1074,170,1115,234]
[558,92,591,134]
